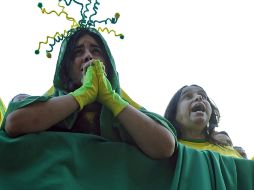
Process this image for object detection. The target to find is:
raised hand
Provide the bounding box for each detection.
[70,63,98,110]
[94,60,128,116]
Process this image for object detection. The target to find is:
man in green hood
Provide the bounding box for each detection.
[3,28,176,159]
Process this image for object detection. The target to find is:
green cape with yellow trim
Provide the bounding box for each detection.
[0,28,253,189]
[0,28,176,143]
[0,131,253,190]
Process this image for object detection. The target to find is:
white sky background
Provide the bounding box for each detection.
[0,0,254,158]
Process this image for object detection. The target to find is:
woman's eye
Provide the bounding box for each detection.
[74,49,83,56]
[91,47,101,54]
[200,93,208,100]
[183,93,192,99]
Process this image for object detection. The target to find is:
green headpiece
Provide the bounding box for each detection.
[35,0,124,58]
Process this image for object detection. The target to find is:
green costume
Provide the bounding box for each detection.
[0,28,175,142]
[0,1,253,188]
[0,28,254,189]
[0,131,253,189]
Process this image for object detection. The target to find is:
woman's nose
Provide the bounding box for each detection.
[195,94,203,101]
[83,51,93,62]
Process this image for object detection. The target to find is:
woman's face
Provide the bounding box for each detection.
[69,34,107,87]
[176,85,212,131]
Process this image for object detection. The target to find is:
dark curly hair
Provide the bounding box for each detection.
[164,84,222,144]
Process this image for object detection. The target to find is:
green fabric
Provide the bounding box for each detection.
[0,131,174,190]
[1,28,253,189]
[1,28,175,141]
[53,28,119,94]
[0,96,51,130]
[171,144,254,189]
[0,131,253,190]
[180,138,208,143]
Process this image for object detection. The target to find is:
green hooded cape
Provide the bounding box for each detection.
[0,28,176,142]
[0,28,253,189]
[0,97,5,127]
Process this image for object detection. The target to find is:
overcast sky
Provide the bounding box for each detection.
[1,0,254,158]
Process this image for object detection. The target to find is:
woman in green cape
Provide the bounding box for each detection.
[2,28,176,159]
[1,27,254,190]
[1,1,253,188]
[164,84,242,158]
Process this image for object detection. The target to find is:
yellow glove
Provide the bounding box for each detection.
[94,60,129,116]
[69,65,98,110]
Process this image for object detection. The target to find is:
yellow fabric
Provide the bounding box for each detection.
[43,85,142,132]
[121,89,142,110]
[43,85,141,125]
[251,156,254,160]
[0,98,6,127]
[179,139,242,158]
[94,61,128,116]
[43,86,142,110]
[70,65,98,110]
[44,86,55,96]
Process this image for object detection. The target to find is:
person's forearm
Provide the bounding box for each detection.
[117,105,175,159]
[5,95,79,137]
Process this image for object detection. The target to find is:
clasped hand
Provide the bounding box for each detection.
[70,59,128,116]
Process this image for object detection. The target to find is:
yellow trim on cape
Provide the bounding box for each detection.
[120,89,142,109]
[179,139,242,158]
[0,98,6,127]
[44,86,142,110]
[44,86,55,96]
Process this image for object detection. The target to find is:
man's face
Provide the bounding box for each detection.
[69,34,107,87]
